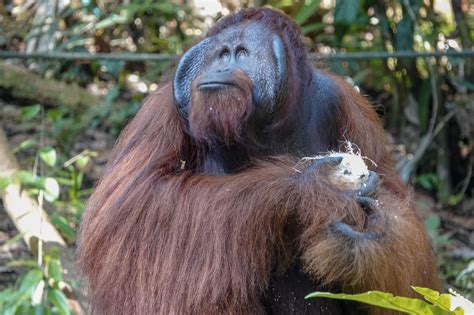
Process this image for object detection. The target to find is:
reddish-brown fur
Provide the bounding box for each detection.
[190,69,254,146]
[78,8,439,315]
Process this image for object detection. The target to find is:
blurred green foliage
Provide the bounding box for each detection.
[0,253,71,315]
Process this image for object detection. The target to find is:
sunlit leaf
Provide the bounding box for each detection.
[39,146,57,167]
[412,287,451,311]
[0,176,12,190]
[305,290,450,314]
[15,170,43,189]
[18,269,43,295]
[75,155,91,171]
[95,13,129,29]
[44,177,60,202]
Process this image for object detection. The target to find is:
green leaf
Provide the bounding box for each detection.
[3,304,20,315]
[418,175,433,190]
[34,305,44,315]
[0,176,12,190]
[15,170,44,189]
[51,217,76,240]
[21,105,41,122]
[412,287,451,311]
[13,139,38,153]
[18,269,43,295]
[425,215,441,233]
[47,258,63,282]
[95,12,129,29]
[305,291,451,314]
[43,177,60,203]
[352,69,371,85]
[47,289,71,315]
[446,194,465,206]
[6,258,38,269]
[295,0,321,25]
[75,155,91,171]
[0,287,16,303]
[39,146,57,167]
[301,23,325,35]
[99,60,124,78]
[1,233,23,247]
[105,85,120,106]
[416,173,438,190]
[456,261,474,282]
[395,15,414,51]
[334,0,361,24]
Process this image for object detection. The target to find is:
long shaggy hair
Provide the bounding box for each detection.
[78,7,439,315]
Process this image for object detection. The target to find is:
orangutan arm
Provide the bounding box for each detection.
[295,75,440,310]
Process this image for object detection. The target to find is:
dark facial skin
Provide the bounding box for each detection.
[173,21,286,120]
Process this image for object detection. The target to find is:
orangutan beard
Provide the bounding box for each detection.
[189,71,254,147]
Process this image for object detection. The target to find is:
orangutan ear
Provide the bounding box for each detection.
[173,37,214,115]
[272,35,286,91]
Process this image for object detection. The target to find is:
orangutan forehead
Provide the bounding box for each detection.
[211,21,273,44]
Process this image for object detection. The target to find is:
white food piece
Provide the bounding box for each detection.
[324,152,369,189]
[296,141,372,190]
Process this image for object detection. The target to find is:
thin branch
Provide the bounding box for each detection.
[398,109,459,182]
[0,50,473,62]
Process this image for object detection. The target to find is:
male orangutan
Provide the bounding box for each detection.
[78,7,439,314]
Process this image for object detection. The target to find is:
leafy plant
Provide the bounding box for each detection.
[306,287,474,315]
[0,253,71,315]
[456,261,474,296]
[0,104,95,314]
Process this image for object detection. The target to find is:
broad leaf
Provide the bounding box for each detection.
[43,177,60,202]
[305,291,450,314]
[18,269,43,295]
[47,258,63,282]
[48,289,71,315]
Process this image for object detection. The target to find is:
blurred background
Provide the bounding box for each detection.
[0,0,472,313]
